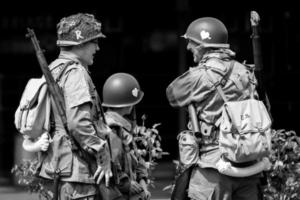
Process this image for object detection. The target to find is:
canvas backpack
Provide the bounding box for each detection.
[14,77,50,139]
[205,60,272,163]
[14,61,72,139]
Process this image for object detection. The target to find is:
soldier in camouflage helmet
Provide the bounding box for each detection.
[56,13,106,46]
[35,13,112,199]
[166,17,263,200]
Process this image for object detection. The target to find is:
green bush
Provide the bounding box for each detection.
[11,159,52,199]
[264,129,300,200]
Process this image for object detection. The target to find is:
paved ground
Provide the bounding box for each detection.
[0,161,174,200]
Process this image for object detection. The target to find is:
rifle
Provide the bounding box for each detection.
[26,28,75,200]
[250,11,272,113]
[26,28,121,200]
[171,104,199,200]
[250,11,270,188]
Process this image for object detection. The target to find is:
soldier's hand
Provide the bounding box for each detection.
[262,157,272,171]
[98,122,112,138]
[93,145,112,186]
[93,163,112,186]
[37,132,51,151]
[143,188,151,200]
[130,180,143,194]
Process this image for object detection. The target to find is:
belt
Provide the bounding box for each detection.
[222,156,257,168]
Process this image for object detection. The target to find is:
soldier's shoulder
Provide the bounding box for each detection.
[64,61,91,78]
[205,58,227,73]
[233,60,255,71]
[65,60,83,71]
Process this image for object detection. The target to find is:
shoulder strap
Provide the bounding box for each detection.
[205,60,235,103]
[54,60,75,83]
[48,60,75,134]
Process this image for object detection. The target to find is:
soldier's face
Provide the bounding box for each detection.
[187,40,202,63]
[80,40,99,66]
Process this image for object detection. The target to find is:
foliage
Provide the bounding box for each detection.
[133,114,169,187]
[12,114,169,196]
[11,158,53,199]
[163,129,300,199]
[263,129,300,200]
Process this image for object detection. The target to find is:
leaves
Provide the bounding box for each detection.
[133,114,168,188]
[134,115,168,162]
[11,158,52,199]
[264,129,300,200]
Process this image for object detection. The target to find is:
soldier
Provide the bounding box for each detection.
[101,73,151,200]
[35,13,112,199]
[166,17,266,200]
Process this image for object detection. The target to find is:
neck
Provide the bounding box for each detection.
[108,107,129,116]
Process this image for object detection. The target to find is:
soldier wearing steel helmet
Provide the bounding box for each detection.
[166,17,262,200]
[36,13,113,199]
[101,73,151,200]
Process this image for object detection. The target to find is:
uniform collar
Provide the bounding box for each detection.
[201,48,235,63]
[105,111,132,131]
[49,50,90,72]
[58,51,81,64]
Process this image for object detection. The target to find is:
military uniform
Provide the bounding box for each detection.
[105,111,148,200]
[37,13,108,199]
[38,51,108,199]
[101,73,149,200]
[166,17,262,200]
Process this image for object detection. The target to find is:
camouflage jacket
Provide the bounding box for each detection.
[39,51,107,183]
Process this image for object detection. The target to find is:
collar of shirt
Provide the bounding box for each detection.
[201,48,235,63]
[105,111,132,132]
[49,50,90,74]
[58,50,81,63]
[58,51,90,73]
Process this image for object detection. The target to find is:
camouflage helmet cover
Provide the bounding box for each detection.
[182,17,229,48]
[56,13,106,46]
[102,73,144,108]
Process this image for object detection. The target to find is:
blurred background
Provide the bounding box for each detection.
[0,0,299,198]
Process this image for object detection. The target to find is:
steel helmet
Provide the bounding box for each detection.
[182,17,229,48]
[56,13,106,46]
[102,73,144,107]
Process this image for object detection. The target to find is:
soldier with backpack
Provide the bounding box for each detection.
[166,17,271,200]
[101,73,150,200]
[16,13,113,199]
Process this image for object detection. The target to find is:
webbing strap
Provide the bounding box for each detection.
[205,60,235,103]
